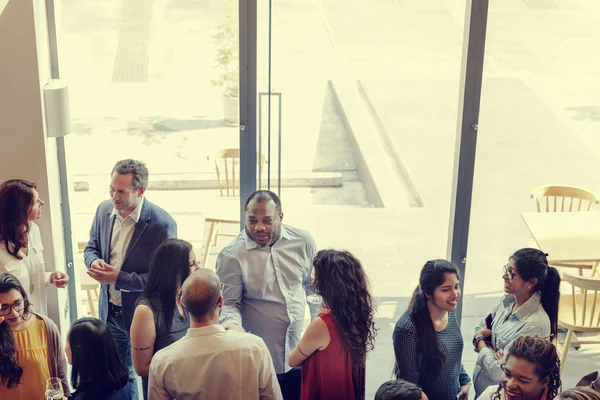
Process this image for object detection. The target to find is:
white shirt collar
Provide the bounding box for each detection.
[111,196,144,223]
[186,324,226,337]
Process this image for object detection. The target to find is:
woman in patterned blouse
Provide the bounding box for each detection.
[393,259,471,400]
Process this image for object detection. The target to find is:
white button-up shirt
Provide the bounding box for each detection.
[148,324,283,400]
[0,222,51,314]
[216,224,319,374]
[109,197,144,306]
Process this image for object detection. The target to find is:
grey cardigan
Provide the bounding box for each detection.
[32,312,70,395]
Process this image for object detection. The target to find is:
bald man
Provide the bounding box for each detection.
[148,270,283,400]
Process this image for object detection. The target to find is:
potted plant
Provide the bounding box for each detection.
[211,0,239,126]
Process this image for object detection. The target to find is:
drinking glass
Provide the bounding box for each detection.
[45,377,63,400]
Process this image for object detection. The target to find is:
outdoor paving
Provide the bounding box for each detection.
[55,0,600,398]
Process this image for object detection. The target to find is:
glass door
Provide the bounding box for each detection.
[52,0,246,318]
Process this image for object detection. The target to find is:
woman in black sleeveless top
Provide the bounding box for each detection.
[129,239,199,399]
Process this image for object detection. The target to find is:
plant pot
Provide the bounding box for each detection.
[222,94,239,126]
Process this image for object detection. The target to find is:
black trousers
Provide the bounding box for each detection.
[277,367,302,400]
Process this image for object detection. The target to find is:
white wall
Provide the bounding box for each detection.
[0,0,69,329]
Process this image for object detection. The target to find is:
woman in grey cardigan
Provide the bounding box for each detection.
[0,273,69,398]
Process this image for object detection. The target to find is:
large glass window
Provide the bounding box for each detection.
[469,0,600,386]
[258,1,465,396]
[58,0,240,318]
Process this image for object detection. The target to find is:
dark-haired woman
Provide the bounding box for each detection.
[477,335,561,400]
[393,259,471,400]
[288,249,376,400]
[130,239,198,399]
[67,317,131,399]
[0,272,69,398]
[473,248,560,397]
[0,179,68,315]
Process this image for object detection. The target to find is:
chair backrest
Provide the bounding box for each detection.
[214,148,268,197]
[530,185,598,212]
[561,273,600,329]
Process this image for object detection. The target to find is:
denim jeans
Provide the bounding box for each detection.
[277,367,302,400]
[106,303,139,400]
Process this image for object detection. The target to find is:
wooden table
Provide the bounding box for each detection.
[522,212,600,263]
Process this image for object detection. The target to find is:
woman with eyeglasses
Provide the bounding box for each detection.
[129,239,199,399]
[0,179,69,315]
[472,248,560,397]
[67,317,131,399]
[0,273,69,398]
[477,335,561,400]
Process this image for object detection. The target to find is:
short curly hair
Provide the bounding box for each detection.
[111,159,148,190]
[492,336,561,400]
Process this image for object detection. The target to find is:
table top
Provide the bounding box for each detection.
[522,212,600,262]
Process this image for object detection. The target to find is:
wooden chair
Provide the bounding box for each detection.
[77,241,100,317]
[557,273,600,372]
[203,149,268,268]
[530,185,599,276]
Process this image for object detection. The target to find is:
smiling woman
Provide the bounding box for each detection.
[392,260,471,400]
[477,336,561,400]
[0,179,69,315]
[472,248,561,397]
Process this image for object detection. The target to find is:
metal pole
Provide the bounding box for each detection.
[267,0,272,190]
[239,0,258,229]
[45,0,78,324]
[447,0,490,324]
[277,93,282,196]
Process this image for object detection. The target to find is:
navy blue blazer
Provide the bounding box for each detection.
[84,198,177,323]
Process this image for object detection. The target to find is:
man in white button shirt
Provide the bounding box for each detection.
[84,159,177,400]
[216,190,319,400]
[148,269,282,400]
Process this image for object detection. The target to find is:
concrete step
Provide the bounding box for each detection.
[73,171,343,191]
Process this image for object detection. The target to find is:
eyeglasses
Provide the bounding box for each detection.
[503,264,518,280]
[0,298,25,316]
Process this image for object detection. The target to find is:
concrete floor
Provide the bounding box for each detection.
[56,0,600,398]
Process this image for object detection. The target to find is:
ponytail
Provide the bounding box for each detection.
[540,266,560,340]
[393,260,459,392]
[511,249,561,340]
[408,286,446,390]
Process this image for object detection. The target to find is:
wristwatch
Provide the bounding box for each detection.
[473,335,485,346]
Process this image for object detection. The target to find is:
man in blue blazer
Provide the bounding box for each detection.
[84,159,176,400]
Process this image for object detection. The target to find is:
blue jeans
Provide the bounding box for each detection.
[107,303,139,400]
[277,367,301,400]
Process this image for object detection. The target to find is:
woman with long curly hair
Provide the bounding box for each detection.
[477,335,561,400]
[288,249,376,400]
[393,259,471,400]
